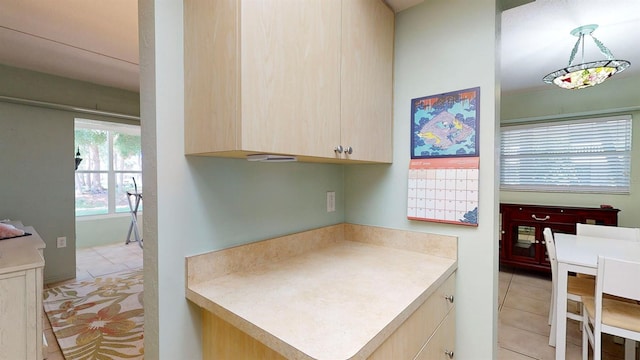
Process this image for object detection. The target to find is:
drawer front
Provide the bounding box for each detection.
[368,272,456,360]
[415,309,456,360]
[508,209,578,224]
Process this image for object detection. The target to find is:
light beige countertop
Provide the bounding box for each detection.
[186,224,457,360]
[0,225,45,274]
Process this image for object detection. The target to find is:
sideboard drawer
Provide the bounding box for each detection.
[508,209,578,224]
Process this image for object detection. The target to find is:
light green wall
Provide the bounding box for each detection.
[0,64,140,283]
[76,215,142,249]
[501,76,640,228]
[139,1,346,358]
[143,0,499,358]
[345,0,500,358]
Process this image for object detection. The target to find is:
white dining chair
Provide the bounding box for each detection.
[543,227,595,347]
[576,223,640,241]
[582,256,640,360]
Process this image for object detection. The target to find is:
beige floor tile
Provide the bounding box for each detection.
[44,329,60,353]
[508,280,552,302]
[499,281,509,309]
[86,262,130,277]
[500,269,515,283]
[499,323,557,359]
[503,288,550,317]
[125,257,143,270]
[498,347,536,360]
[511,271,552,291]
[500,306,550,338]
[75,253,113,268]
[498,268,634,360]
[44,352,66,360]
[74,268,93,282]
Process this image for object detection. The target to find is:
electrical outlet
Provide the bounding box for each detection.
[57,236,67,248]
[327,191,336,213]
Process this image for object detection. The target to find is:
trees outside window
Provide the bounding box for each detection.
[75,119,142,216]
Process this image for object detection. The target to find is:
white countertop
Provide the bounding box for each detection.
[186,224,457,360]
[0,225,45,274]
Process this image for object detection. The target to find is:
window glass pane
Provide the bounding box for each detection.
[113,132,142,171]
[75,173,109,216]
[75,129,109,172]
[116,173,143,213]
[75,119,142,217]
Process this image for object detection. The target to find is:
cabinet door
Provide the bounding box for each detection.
[240,0,341,158]
[340,0,394,162]
[0,269,40,360]
[506,223,539,264]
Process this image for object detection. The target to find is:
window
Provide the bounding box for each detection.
[500,115,632,194]
[75,119,142,216]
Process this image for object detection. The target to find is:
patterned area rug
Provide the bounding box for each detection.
[44,269,144,359]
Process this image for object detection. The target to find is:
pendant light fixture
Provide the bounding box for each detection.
[542,24,630,90]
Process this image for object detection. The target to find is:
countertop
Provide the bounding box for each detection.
[186,224,457,360]
[0,224,46,274]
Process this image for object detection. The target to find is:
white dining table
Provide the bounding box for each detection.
[553,233,640,360]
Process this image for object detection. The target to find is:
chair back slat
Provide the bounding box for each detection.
[599,256,640,301]
[577,223,640,241]
[543,227,557,283]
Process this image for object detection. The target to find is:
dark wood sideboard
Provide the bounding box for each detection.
[499,203,620,273]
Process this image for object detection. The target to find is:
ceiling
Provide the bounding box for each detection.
[0,0,638,94]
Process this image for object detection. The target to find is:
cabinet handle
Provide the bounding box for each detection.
[444,350,454,358]
[345,146,353,155]
[334,145,343,154]
[531,214,550,221]
[444,294,454,303]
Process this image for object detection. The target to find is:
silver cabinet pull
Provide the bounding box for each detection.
[531,214,550,221]
[444,350,454,358]
[445,295,454,303]
[345,146,353,154]
[334,145,343,153]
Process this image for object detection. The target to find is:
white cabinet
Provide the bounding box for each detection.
[0,227,45,360]
[184,0,393,163]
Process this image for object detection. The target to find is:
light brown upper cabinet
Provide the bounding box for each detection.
[184,0,394,163]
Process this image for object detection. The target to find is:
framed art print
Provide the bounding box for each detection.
[411,87,480,159]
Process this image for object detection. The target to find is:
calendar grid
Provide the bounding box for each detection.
[408,157,479,226]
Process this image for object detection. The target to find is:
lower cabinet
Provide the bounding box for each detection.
[369,272,456,359]
[0,266,44,360]
[202,311,285,360]
[415,310,455,360]
[0,227,46,360]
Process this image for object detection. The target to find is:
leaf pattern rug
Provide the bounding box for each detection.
[44,269,144,359]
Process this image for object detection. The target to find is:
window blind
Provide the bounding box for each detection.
[500,115,632,194]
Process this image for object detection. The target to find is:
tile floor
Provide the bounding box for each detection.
[43,242,143,360]
[499,266,636,360]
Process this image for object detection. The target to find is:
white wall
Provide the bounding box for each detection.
[345,0,500,358]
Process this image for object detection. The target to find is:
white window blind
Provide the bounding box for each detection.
[500,115,632,194]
